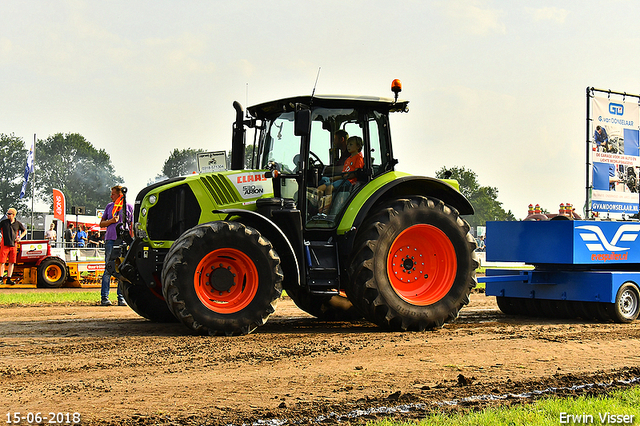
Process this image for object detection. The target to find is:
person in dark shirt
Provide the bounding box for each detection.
[594,125,609,152]
[330,129,349,167]
[88,231,103,247]
[0,208,27,285]
[64,223,75,247]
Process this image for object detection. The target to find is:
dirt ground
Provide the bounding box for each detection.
[2,290,640,425]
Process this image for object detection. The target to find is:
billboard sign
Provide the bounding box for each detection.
[590,94,640,214]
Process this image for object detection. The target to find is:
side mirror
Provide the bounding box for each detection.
[294,105,311,136]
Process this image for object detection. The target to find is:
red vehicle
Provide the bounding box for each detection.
[8,240,68,288]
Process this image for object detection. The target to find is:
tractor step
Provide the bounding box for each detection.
[308,288,340,296]
[305,240,340,292]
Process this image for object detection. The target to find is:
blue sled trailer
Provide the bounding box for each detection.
[481,220,640,323]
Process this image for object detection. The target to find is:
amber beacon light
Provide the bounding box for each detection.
[391,79,402,102]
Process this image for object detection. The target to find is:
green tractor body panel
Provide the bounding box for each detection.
[337,172,472,234]
[137,170,273,249]
[338,171,411,234]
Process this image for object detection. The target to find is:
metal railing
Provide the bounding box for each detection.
[50,242,106,262]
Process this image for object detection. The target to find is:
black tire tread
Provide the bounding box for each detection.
[37,257,68,288]
[346,196,478,331]
[118,278,177,323]
[162,221,283,335]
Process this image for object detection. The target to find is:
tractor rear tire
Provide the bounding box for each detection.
[347,197,478,331]
[37,257,68,288]
[118,278,177,323]
[162,221,283,335]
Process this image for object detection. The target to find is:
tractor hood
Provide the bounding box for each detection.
[133,169,273,248]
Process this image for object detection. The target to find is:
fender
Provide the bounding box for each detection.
[35,255,65,268]
[215,209,301,289]
[338,172,474,235]
[337,172,474,254]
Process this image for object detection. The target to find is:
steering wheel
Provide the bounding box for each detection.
[308,151,324,168]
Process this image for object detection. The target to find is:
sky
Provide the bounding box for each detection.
[2,0,640,219]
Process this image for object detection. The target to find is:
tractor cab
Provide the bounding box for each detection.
[234,94,409,228]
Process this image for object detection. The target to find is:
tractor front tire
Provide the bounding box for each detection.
[162,221,283,335]
[347,197,478,331]
[37,257,68,288]
[119,278,177,323]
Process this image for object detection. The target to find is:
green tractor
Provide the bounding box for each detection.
[116,80,478,335]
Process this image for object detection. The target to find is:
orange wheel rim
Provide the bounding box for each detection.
[44,265,62,281]
[194,248,258,314]
[387,224,457,305]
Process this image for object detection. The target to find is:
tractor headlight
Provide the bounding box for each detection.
[141,207,147,217]
[148,194,157,204]
[135,223,148,239]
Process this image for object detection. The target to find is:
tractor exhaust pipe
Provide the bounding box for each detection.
[231,101,245,170]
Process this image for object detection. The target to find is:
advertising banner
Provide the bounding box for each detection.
[590,95,640,214]
[52,188,65,223]
[487,220,640,265]
[19,241,48,260]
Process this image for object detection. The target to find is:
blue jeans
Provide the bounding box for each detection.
[101,240,123,300]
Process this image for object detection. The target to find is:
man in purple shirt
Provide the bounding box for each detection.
[98,185,133,306]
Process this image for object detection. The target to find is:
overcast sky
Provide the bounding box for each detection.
[2,0,639,218]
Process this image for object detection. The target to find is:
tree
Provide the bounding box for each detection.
[435,166,515,230]
[0,134,28,214]
[162,148,206,178]
[226,144,257,169]
[35,133,123,215]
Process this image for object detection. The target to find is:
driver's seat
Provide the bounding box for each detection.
[328,180,364,215]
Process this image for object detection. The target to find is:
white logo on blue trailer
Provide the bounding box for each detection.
[576,224,640,251]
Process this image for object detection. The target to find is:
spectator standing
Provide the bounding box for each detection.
[45,223,57,247]
[99,185,133,306]
[88,231,103,247]
[64,223,75,248]
[0,208,27,285]
[74,225,88,248]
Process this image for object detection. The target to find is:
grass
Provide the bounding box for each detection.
[0,262,489,305]
[0,290,107,305]
[367,387,640,425]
